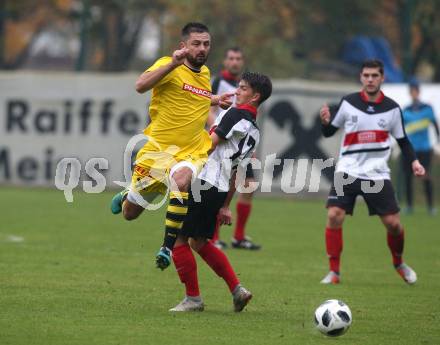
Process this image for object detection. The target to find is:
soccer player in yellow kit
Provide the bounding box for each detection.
[111,22,232,270]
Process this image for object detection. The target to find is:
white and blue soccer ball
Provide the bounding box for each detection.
[314,299,352,337]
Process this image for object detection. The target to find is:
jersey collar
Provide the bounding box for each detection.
[410,100,423,110]
[360,90,385,104]
[237,104,258,119]
[221,69,240,82]
[183,63,201,73]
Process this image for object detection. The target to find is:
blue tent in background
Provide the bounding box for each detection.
[342,36,404,83]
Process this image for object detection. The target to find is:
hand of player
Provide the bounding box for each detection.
[412,159,426,177]
[171,48,189,67]
[320,104,331,125]
[217,206,232,226]
[218,92,234,110]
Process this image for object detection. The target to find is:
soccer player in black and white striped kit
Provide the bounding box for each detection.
[209,47,261,251]
[168,72,272,312]
[319,59,425,285]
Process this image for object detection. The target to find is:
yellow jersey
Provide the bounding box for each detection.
[142,56,212,160]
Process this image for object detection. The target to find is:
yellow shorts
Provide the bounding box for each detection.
[130,146,208,198]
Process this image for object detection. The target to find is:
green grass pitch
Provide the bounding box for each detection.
[1,187,439,345]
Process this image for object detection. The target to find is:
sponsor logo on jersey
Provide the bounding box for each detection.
[182,83,212,98]
[378,119,386,128]
[367,105,375,112]
[343,130,389,146]
[134,165,150,176]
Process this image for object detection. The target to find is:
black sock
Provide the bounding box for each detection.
[162,191,189,250]
[424,179,434,209]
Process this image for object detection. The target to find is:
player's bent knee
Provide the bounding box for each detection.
[238,190,253,201]
[170,166,194,192]
[122,209,138,221]
[189,237,208,252]
[122,203,143,221]
[387,221,401,234]
[381,214,401,234]
[327,207,345,227]
[175,235,189,247]
[386,223,401,235]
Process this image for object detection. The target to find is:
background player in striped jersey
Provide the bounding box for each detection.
[319,59,425,285]
[169,72,272,312]
[401,80,439,215]
[209,47,261,251]
[110,23,233,270]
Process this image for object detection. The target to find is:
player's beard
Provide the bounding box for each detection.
[187,53,208,69]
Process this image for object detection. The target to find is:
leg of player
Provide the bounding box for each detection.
[110,189,129,214]
[232,177,261,250]
[423,175,436,215]
[321,206,345,284]
[419,150,436,215]
[121,199,144,220]
[212,219,228,250]
[110,189,145,220]
[156,166,193,270]
[191,237,252,312]
[169,234,204,312]
[380,213,417,284]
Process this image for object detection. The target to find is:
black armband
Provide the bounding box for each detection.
[396,137,417,163]
[321,124,339,137]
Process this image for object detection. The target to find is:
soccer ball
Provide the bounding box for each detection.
[314,299,352,337]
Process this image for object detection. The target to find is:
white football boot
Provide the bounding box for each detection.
[169,297,204,312]
[232,286,253,312]
[396,263,417,284]
[320,271,340,284]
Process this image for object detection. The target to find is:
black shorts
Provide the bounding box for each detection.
[326,173,400,216]
[181,182,227,239]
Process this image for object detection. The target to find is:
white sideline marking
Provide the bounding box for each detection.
[6,235,24,243]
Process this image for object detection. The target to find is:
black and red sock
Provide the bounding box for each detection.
[387,229,404,267]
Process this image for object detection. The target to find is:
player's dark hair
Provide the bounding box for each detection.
[241,71,272,105]
[181,22,209,39]
[225,46,243,57]
[361,59,384,75]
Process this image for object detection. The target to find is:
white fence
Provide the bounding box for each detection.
[1,72,439,195]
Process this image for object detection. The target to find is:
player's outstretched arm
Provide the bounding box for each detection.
[396,136,424,176]
[320,103,339,137]
[320,104,331,125]
[211,92,234,109]
[135,48,189,93]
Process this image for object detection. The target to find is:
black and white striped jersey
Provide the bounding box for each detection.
[329,91,407,180]
[198,105,259,191]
